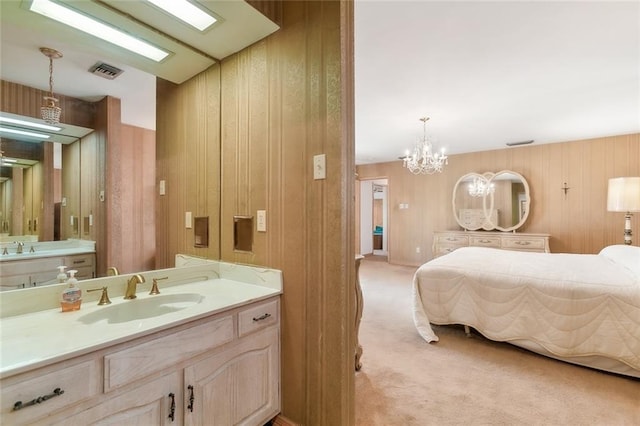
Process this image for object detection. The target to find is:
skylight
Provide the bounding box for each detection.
[147,0,217,31]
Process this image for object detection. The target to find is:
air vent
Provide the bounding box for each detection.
[89,62,124,80]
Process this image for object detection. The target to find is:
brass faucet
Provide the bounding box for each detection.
[15,242,24,254]
[124,274,145,299]
[106,266,120,276]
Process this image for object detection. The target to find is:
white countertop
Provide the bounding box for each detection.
[0,278,280,378]
[0,247,95,262]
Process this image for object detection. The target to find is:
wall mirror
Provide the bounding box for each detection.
[452,170,530,232]
[1,114,93,241]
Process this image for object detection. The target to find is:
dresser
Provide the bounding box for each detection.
[433,230,550,258]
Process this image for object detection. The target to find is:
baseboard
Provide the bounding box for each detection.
[271,414,300,426]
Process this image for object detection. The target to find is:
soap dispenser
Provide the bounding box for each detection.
[56,266,68,284]
[60,270,82,312]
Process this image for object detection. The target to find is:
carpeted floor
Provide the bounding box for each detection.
[355,256,640,425]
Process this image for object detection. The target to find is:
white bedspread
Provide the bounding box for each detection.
[412,246,640,375]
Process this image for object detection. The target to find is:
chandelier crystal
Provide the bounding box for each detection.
[40,47,63,125]
[402,117,448,174]
[468,177,495,197]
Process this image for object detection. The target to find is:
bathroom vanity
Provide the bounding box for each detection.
[0,240,96,291]
[0,257,282,425]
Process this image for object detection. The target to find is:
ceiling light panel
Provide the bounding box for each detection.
[0,115,61,132]
[0,127,51,139]
[28,0,170,62]
[146,0,217,32]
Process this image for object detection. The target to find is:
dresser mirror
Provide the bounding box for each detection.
[452,170,530,232]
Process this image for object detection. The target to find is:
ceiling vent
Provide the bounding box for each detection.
[89,62,124,80]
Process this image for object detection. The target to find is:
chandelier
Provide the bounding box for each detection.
[40,47,63,125]
[468,177,495,197]
[402,117,448,174]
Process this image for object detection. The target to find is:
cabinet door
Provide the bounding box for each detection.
[52,372,181,426]
[184,326,279,426]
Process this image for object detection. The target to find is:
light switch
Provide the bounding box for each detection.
[257,210,267,232]
[159,180,166,195]
[313,154,326,180]
[185,212,192,229]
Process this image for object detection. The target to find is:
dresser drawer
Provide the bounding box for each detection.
[435,234,469,246]
[470,236,501,248]
[238,299,279,337]
[433,245,460,257]
[502,237,546,251]
[104,315,234,391]
[0,359,100,425]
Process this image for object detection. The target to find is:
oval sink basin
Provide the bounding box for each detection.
[78,293,204,324]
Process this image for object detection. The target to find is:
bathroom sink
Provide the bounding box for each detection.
[78,293,204,324]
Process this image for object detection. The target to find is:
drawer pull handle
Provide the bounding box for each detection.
[13,387,64,411]
[478,239,491,243]
[73,260,85,264]
[187,385,194,412]
[168,393,176,421]
[515,241,531,246]
[253,313,272,322]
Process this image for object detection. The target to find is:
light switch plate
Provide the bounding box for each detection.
[313,154,326,180]
[159,180,166,195]
[257,210,266,232]
[185,212,192,229]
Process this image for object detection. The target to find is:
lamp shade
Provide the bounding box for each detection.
[607,177,640,212]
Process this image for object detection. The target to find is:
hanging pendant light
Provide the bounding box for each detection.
[402,117,448,175]
[40,47,63,125]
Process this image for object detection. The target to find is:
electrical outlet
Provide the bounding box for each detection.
[416,247,421,253]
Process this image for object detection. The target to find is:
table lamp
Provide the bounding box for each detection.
[607,177,640,245]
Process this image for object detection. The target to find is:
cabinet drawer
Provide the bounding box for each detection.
[0,359,100,425]
[502,238,546,251]
[435,234,469,245]
[470,236,501,248]
[64,254,94,268]
[238,299,279,337]
[1,257,63,276]
[104,316,234,391]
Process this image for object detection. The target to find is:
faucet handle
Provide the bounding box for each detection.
[150,277,168,295]
[87,287,112,305]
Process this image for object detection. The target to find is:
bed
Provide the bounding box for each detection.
[412,244,640,378]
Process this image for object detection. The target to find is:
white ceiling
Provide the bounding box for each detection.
[1,1,638,163]
[0,0,279,130]
[354,0,640,164]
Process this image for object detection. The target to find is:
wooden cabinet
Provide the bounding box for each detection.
[52,372,181,426]
[184,327,279,425]
[0,252,95,290]
[0,297,280,426]
[433,231,550,258]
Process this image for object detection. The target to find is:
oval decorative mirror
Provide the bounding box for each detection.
[452,170,530,232]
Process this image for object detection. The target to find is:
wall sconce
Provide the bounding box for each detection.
[607,177,640,245]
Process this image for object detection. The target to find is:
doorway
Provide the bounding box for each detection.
[359,179,388,260]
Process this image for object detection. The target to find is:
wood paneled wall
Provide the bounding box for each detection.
[156,1,355,424]
[155,68,222,267]
[357,134,640,266]
[1,80,95,128]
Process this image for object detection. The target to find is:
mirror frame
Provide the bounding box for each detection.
[452,170,531,232]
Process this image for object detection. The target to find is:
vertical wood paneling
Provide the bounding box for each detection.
[156,66,221,268]
[1,80,95,128]
[357,133,640,266]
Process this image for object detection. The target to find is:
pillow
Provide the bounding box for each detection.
[599,245,640,278]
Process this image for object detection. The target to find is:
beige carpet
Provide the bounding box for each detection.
[355,256,640,425]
